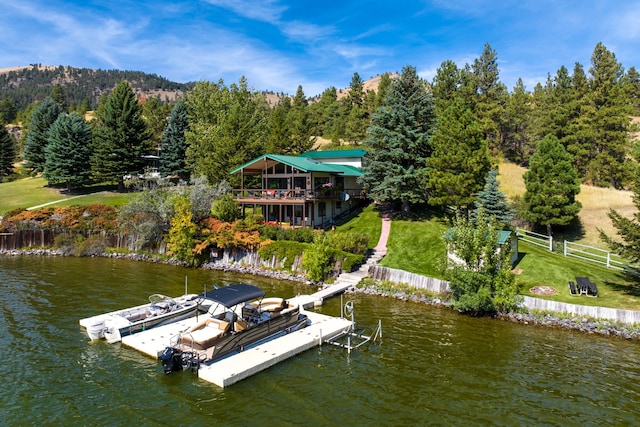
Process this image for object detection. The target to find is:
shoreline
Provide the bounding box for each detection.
[3,248,639,341]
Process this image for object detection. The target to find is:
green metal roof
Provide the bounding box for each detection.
[301,149,367,159]
[230,153,363,176]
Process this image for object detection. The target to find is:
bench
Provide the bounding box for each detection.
[180,318,230,349]
[568,281,578,296]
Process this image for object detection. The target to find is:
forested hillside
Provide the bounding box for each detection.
[0,64,195,111]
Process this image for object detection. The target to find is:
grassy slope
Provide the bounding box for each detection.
[497,161,636,247]
[335,203,382,250]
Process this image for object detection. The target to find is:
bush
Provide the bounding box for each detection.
[331,232,369,256]
[257,240,307,270]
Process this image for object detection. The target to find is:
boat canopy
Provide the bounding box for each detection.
[200,284,265,308]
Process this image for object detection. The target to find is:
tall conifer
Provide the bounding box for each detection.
[91,81,151,188]
[359,65,436,212]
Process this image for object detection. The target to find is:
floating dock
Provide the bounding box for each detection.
[120,308,353,387]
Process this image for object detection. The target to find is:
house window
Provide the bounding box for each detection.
[318,202,326,216]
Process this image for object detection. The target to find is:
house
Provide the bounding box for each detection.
[230,149,367,228]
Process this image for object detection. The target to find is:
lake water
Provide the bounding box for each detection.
[1,256,639,426]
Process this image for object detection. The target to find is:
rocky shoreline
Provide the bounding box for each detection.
[355,284,640,341]
[3,248,640,341]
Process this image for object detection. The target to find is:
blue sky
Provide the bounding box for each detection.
[1,0,639,97]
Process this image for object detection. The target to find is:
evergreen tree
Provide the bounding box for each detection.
[267,97,292,154]
[460,44,508,153]
[308,86,339,137]
[373,73,392,110]
[0,98,17,125]
[50,84,68,112]
[503,78,533,164]
[579,42,631,188]
[427,97,491,209]
[91,81,151,188]
[623,66,640,115]
[23,97,61,173]
[44,112,92,190]
[359,65,436,212]
[288,85,315,154]
[0,125,16,179]
[599,162,640,263]
[159,101,190,180]
[431,60,461,114]
[341,73,369,143]
[523,135,582,235]
[473,168,514,228]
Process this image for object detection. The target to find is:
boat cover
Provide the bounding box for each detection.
[200,284,265,308]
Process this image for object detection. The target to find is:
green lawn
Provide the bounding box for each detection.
[0,177,65,214]
[341,205,640,311]
[379,212,448,278]
[0,177,131,214]
[336,203,383,249]
[514,240,640,310]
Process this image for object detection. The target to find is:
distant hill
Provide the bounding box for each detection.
[0,64,196,110]
[0,65,397,112]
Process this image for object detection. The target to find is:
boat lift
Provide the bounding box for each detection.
[322,295,382,353]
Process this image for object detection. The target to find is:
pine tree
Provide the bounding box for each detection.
[44,112,92,191]
[267,97,292,154]
[50,84,68,112]
[0,98,17,125]
[0,125,16,179]
[431,60,461,114]
[623,66,640,115]
[159,101,190,180]
[341,73,369,143]
[579,43,631,188]
[288,85,315,154]
[373,73,392,110]
[23,97,61,173]
[461,44,508,153]
[473,168,514,228]
[523,135,582,235]
[599,162,640,263]
[427,97,491,210]
[91,81,151,188]
[503,78,533,164]
[359,65,436,212]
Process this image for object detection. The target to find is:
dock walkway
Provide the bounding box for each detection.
[121,310,352,387]
[119,210,391,387]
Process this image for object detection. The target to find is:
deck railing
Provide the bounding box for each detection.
[232,188,364,201]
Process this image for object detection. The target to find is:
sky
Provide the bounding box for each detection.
[1,0,639,97]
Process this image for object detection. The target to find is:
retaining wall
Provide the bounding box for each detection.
[368,265,640,325]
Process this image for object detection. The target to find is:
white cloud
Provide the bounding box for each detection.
[202,0,286,23]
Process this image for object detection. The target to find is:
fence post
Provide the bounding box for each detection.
[549,235,553,252]
[607,252,610,269]
[564,240,567,257]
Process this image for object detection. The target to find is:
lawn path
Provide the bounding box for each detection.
[26,194,87,210]
[373,210,391,255]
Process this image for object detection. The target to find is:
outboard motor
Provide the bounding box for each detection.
[159,347,183,374]
[159,347,199,374]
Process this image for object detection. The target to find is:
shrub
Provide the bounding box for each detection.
[331,232,369,255]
